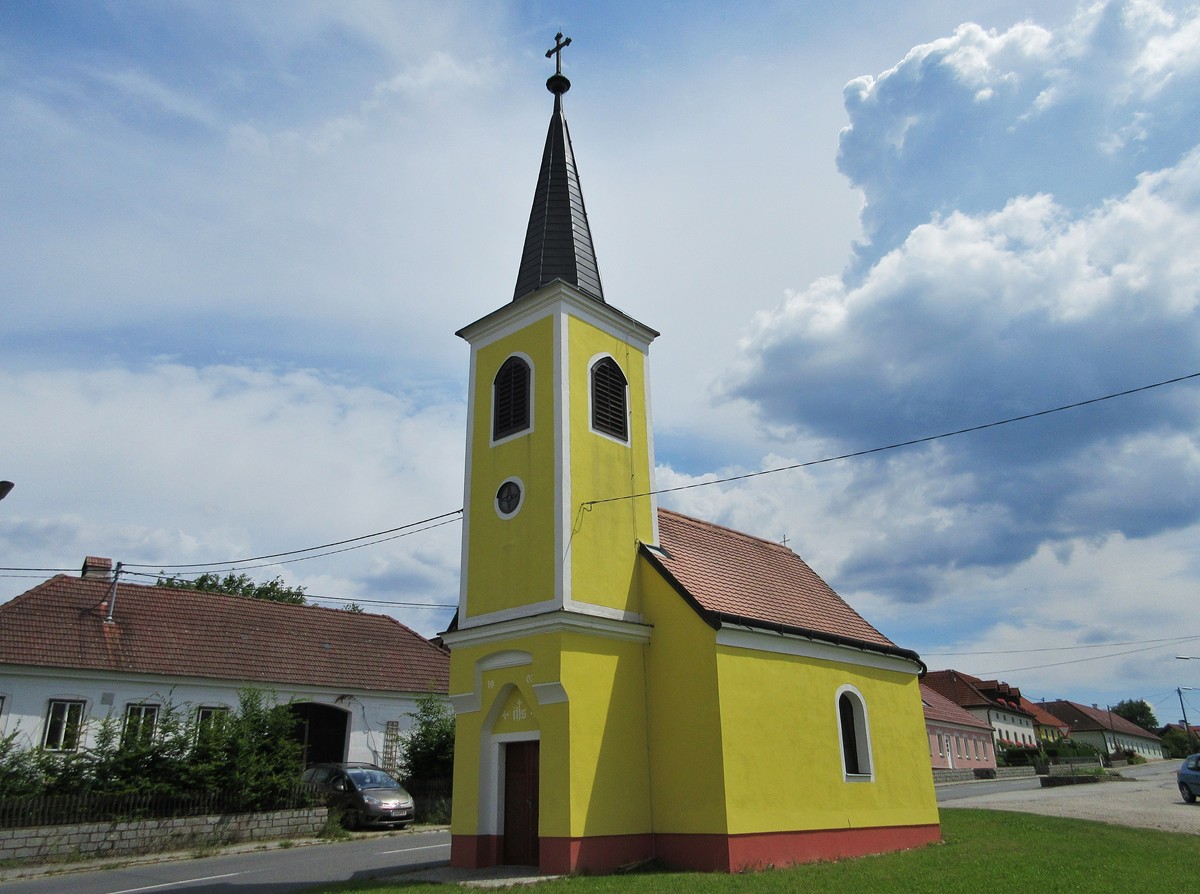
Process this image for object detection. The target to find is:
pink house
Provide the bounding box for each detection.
[921,683,997,772]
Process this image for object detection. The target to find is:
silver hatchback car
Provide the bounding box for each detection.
[301,762,415,829]
[1178,753,1200,803]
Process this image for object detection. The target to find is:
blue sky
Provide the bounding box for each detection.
[4,1,1200,722]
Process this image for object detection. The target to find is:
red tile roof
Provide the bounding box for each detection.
[1041,700,1162,741]
[924,669,1034,716]
[646,509,920,664]
[1018,697,1069,732]
[920,684,992,730]
[0,573,448,694]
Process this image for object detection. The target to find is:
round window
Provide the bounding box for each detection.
[496,480,523,517]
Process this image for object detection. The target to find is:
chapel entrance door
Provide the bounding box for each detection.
[502,740,540,866]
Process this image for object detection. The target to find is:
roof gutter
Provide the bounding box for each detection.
[714,612,927,675]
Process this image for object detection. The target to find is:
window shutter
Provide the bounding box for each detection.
[494,357,531,440]
[591,358,628,440]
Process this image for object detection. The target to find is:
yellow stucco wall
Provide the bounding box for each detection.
[565,315,655,616]
[639,561,729,833]
[448,628,652,840]
[715,650,939,833]
[463,317,557,618]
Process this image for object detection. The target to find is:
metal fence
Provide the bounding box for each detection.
[0,785,319,830]
[404,777,452,824]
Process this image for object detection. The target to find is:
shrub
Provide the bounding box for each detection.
[0,687,306,813]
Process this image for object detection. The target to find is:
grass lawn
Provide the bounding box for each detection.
[305,810,1194,894]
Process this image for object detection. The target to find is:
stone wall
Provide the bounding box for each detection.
[0,807,328,865]
[993,766,1037,779]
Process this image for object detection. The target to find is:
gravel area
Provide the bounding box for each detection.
[940,760,1199,835]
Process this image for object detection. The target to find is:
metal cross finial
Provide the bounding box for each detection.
[546,32,571,75]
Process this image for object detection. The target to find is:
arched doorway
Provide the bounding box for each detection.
[290,702,349,766]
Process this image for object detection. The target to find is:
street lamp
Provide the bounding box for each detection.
[0,481,12,501]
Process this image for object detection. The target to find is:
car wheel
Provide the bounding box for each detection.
[342,809,363,830]
[1181,782,1197,804]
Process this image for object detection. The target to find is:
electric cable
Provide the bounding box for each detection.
[583,370,1200,507]
[924,634,1200,657]
[120,509,462,572]
[976,634,1200,675]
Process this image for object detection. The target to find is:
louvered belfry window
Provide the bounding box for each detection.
[591,357,628,441]
[493,356,531,440]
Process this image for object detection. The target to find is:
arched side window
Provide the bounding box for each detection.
[493,356,531,441]
[590,356,628,441]
[836,686,873,780]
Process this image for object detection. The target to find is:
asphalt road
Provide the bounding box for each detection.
[0,828,451,894]
[937,759,1200,835]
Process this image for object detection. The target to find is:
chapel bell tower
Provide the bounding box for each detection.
[444,35,661,872]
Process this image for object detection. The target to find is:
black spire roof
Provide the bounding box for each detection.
[512,36,604,303]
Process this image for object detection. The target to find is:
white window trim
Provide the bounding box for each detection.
[494,476,526,519]
[835,684,875,782]
[43,698,88,752]
[586,353,630,445]
[491,352,535,446]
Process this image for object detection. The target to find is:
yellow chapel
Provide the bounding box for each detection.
[440,37,940,874]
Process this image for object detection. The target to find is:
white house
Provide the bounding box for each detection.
[0,557,449,771]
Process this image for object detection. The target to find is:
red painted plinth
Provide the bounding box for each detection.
[658,824,943,872]
[450,834,501,868]
[540,834,655,874]
[451,824,941,874]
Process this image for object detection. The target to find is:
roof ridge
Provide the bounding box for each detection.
[656,507,794,554]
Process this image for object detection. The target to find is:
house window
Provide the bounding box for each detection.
[493,356,531,441]
[195,706,230,740]
[836,687,872,779]
[122,704,159,749]
[936,733,943,756]
[43,700,86,751]
[590,356,628,441]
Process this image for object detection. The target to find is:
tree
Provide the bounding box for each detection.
[156,572,307,605]
[1111,699,1158,733]
[400,692,455,781]
[1161,726,1195,759]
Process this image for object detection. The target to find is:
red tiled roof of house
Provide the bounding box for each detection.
[0,573,449,694]
[1018,697,1069,731]
[923,669,1034,715]
[920,684,993,730]
[1041,700,1162,741]
[646,509,917,662]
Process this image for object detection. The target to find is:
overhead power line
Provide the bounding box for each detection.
[583,370,1200,508]
[924,634,1200,657]
[976,634,1200,676]
[4,370,1196,580]
[121,510,463,572]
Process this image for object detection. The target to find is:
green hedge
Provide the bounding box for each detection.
[0,688,304,814]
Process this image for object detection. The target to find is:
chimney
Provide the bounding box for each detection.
[81,556,114,580]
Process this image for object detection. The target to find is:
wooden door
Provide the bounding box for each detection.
[503,740,540,866]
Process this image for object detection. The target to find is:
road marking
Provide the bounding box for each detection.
[107,871,254,894]
[380,843,452,855]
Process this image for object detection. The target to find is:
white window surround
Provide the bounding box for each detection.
[494,476,526,519]
[835,684,874,782]
[43,698,87,752]
[491,352,535,446]
[586,352,630,445]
